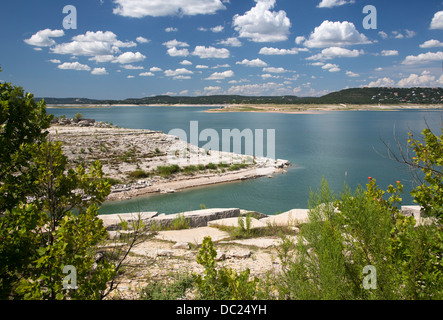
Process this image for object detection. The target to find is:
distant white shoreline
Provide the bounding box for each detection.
[46,104,223,108]
[45,103,443,110]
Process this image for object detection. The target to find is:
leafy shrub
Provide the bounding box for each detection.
[156,164,181,178]
[128,169,149,179]
[228,163,249,171]
[140,274,194,300]
[182,165,198,175]
[193,236,259,300]
[103,177,123,186]
[74,112,83,120]
[206,163,217,170]
[172,213,190,230]
[276,178,443,300]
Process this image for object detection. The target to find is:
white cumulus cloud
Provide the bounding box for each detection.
[165,27,178,32]
[345,71,359,77]
[113,52,146,64]
[430,11,443,30]
[163,39,189,48]
[192,46,230,59]
[211,25,224,33]
[367,77,395,87]
[307,47,362,60]
[164,68,194,78]
[419,39,443,48]
[236,58,268,67]
[381,50,399,56]
[24,29,64,47]
[113,0,226,18]
[89,55,116,63]
[91,67,108,75]
[204,86,223,94]
[262,67,287,73]
[317,0,355,8]
[402,51,443,65]
[217,37,242,47]
[136,36,150,43]
[205,70,234,80]
[321,63,341,72]
[167,47,190,57]
[259,47,300,55]
[303,20,371,48]
[57,62,91,71]
[150,67,162,72]
[397,73,435,87]
[121,64,144,70]
[233,0,291,43]
[51,31,135,57]
[180,60,193,65]
[139,72,155,76]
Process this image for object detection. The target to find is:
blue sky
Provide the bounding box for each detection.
[1,0,443,99]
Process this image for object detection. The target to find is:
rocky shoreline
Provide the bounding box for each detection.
[98,205,425,299]
[99,207,308,300]
[48,119,290,202]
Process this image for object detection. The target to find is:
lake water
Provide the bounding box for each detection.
[48,106,442,215]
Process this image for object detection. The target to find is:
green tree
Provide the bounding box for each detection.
[277,178,442,300]
[0,141,115,299]
[194,236,258,300]
[0,70,120,300]
[0,66,52,213]
[407,128,443,221]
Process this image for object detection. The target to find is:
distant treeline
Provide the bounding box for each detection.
[37,87,443,105]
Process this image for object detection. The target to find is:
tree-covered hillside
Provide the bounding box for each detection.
[37,87,443,105]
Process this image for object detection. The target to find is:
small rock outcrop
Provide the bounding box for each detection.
[51,117,116,128]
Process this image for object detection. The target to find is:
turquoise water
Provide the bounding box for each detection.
[48,106,442,215]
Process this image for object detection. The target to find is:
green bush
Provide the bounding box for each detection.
[103,177,123,186]
[128,169,149,179]
[276,178,443,300]
[228,163,249,171]
[172,213,190,230]
[156,164,181,178]
[139,274,194,300]
[206,163,217,170]
[182,165,198,175]
[234,213,254,239]
[193,236,259,300]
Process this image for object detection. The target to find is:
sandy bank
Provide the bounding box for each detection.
[204,104,443,114]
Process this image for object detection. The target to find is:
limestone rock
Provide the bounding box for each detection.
[261,209,309,227]
[156,249,174,257]
[208,217,267,229]
[172,242,190,250]
[227,249,251,259]
[108,230,121,240]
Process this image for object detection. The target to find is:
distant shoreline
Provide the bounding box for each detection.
[46,103,443,114]
[45,104,222,108]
